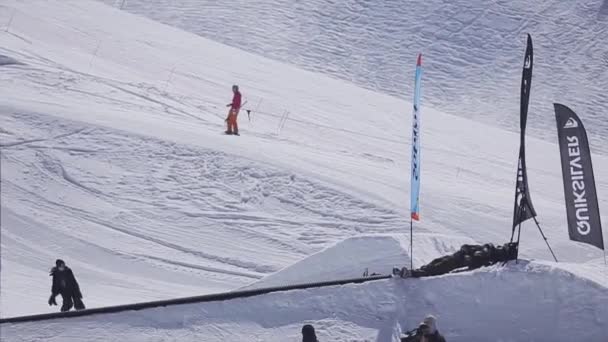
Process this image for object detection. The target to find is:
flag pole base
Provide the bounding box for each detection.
[512,200,558,263]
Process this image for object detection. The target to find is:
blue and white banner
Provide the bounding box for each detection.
[410,54,422,221]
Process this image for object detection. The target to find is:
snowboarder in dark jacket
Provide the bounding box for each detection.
[48,259,85,312]
[302,324,318,342]
[401,242,517,278]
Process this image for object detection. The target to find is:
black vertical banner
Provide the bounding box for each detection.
[520,34,533,135]
[512,34,537,231]
[554,104,604,250]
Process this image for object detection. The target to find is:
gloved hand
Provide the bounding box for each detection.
[48,294,57,306]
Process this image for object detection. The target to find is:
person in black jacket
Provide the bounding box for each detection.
[417,315,446,342]
[401,315,447,342]
[302,324,318,342]
[48,259,85,312]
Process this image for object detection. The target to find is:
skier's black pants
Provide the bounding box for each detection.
[60,293,73,312]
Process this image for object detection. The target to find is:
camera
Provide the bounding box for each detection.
[416,323,430,335]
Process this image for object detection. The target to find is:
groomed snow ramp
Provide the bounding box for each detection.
[2,262,607,342]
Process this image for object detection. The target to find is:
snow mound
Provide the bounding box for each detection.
[243,235,408,289]
[243,233,477,289]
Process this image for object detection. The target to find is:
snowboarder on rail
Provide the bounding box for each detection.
[397,242,518,278]
[48,259,85,312]
[225,84,242,135]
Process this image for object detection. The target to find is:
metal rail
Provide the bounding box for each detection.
[0,274,391,324]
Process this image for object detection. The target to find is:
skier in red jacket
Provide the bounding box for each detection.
[225,85,242,135]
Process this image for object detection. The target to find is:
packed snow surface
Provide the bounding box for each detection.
[100,0,608,153]
[1,0,607,340]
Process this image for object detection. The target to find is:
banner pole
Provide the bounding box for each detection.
[510,217,518,243]
[515,221,522,264]
[410,218,413,270]
[531,215,558,262]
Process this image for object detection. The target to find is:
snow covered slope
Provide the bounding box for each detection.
[2,237,607,341]
[1,0,607,326]
[100,0,608,153]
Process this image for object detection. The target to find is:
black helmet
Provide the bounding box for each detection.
[302,324,317,342]
[55,259,65,267]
